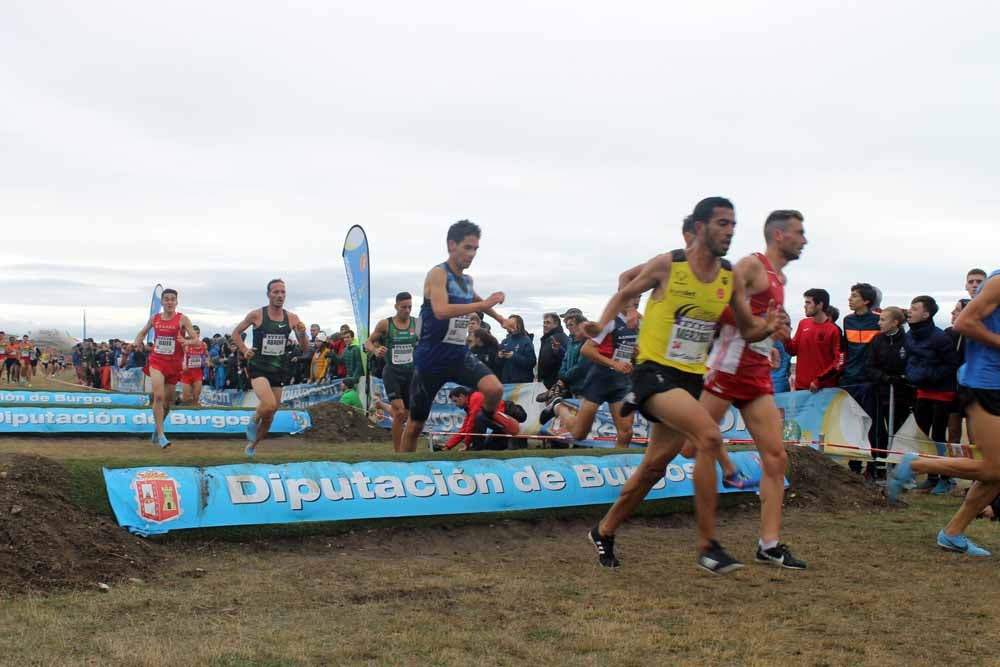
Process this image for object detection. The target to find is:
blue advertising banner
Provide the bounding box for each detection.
[112,367,148,393]
[146,284,163,344]
[342,225,371,347]
[0,390,148,406]
[0,406,311,435]
[201,379,350,409]
[103,451,772,535]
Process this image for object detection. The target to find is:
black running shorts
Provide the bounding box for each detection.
[625,361,703,423]
[409,354,494,422]
[382,365,414,408]
[248,366,290,388]
[958,385,1000,418]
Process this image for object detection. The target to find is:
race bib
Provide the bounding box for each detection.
[20,349,30,357]
[666,316,715,364]
[392,343,414,365]
[612,342,636,364]
[262,333,287,356]
[748,337,774,357]
[186,354,203,369]
[154,336,176,356]
[444,316,470,345]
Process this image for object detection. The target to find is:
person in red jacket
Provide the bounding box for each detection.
[443,386,519,450]
[785,288,841,391]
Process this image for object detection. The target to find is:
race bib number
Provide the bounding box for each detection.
[666,317,715,364]
[20,348,30,358]
[392,343,414,365]
[262,333,287,356]
[186,354,203,369]
[748,337,774,357]
[444,316,470,345]
[154,336,176,355]
[612,342,636,364]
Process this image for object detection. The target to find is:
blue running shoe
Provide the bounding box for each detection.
[246,418,258,443]
[244,444,256,458]
[157,435,171,449]
[723,471,759,490]
[931,479,956,495]
[888,453,918,501]
[937,530,991,557]
[151,432,158,444]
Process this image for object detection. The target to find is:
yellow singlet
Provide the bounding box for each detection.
[636,249,733,375]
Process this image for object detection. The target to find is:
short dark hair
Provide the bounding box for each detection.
[804,288,830,312]
[447,220,481,244]
[850,283,877,308]
[691,197,734,224]
[448,386,470,399]
[395,291,412,303]
[682,214,696,236]
[968,268,987,279]
[266,278,284,294]
[911,295,939,317]
[343,377,356,389]
[827,306,840,324]
[763,210,803,243]
[162,288,178,298]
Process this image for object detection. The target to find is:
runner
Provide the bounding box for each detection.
[133,288,197,448]
[6,336,20,384]
[0,334,9,384]
[539,297,640,448]
[181,325,208,405]
[365,291,419,452]
[19,335,34,386]
[399,220,515,453]
[233,279,310,456]
[890,270,1000,556]
[584,197,785,573]
[699,209,808,569]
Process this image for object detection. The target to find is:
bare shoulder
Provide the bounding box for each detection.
[287,311,302,327]
[244,308,263,326]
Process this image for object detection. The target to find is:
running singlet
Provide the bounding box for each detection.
[958,269,1000,390]
[415,263,475,372]
[636,249,733,375]
[149,313,184,365]
[386,317,418,370]
[594,315,639,364]
[707,252,783,376]
[19,343,31,359]
[249,307,290,373]
[184,341,208,370]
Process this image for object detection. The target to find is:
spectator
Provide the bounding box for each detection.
[469,328,501,375]
[545,311,593,401]
[497,314,536,383]
[771,339,792,394]
[328,332,347,379]
[310,333,330,383]
[966,268,987,298]
[946,298,972,447]
[868,306,913,474]
[309,323,321,342]
[784,288,841,391]
[905,295,962,494]
[339,377,363,410]
[468,312,483,334]
[442,386,519,451]
[841,282,881,473]
[328,329,364,384]
[537,312,569,388]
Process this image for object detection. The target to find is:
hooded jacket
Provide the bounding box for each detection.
[498,332,536,384]
[904,318,960,393]
[537,326,569,387]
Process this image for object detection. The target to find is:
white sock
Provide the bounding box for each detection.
[759,539,779,551]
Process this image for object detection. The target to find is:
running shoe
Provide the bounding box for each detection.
[244,444,256,458]
[755,543,807,570]
[697,540,743,574]
[588,525,620,569]
[888,453,918,502]
[246,418,258,443]
[931,479,956,495]
[915,477,938,491]
[722,471,759,490]
[538,398,563,426]
[151,432,158,444]
[157,435,171,449]
[937,530,991,557]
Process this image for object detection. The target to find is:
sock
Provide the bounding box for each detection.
[759,539,779,551]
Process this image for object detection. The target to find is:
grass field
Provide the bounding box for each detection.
[2,376,999,665]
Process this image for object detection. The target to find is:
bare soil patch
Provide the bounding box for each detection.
[305,401,391,444]
[784,445,892,511]
[0,454,159,594]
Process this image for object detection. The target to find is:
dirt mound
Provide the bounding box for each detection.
[0,454,159,594]
[305,402,391,443]
[784,445,892,511]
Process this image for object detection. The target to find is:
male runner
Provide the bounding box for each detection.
[890,270,1000,556]
[181,325,208,405]
[540,298,640,448]
[134,288,197,448]
[233,279,310,456]
[700,210,808,569]
[0,334,9,383]
[585,197,785,573]
[365,291,418,452]
[400,220,515,453]
[19,334,34,385]
[6,336,21,384]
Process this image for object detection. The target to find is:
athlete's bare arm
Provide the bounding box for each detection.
[287,312,310,351]
[426,267,504,320]
[729,265,786,342]
[365,318,389,357]
[733,253,766,292]
[955,276,1000,348]
[133,316,154,348]
[581,339,632,374]
[589,253,672,334]
[469,278,514,332]
[618,262,646,290]
[232,309,262,357]
[178,315,198,347]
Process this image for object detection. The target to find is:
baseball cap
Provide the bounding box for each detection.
[559,308,584,319]
[316,333,328,342]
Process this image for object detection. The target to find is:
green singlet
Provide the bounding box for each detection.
[249,307,290,373]
[385,317,417,371]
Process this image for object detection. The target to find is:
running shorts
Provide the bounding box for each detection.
[382,365,414,408]
[409,353,494,422]
[181,368,204,386]
[249,366,290,388]
[624,361,703,422]
[703,368,774,408]
[145,358,183,386]
[958,385,1000,418]
[581,365,630,406]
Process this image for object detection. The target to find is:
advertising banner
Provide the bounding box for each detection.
[0,390,148,407]
[0,406,310,435]
[201,379,354,409]
[103,450,772,535]
[146,284,163,344]
[342,225,371,355]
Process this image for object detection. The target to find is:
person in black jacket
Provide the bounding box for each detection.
[537,312,569,388]
[946,298,972,446]
[904,295,962,494]
[868,306,913,476]
[468,328,501,376]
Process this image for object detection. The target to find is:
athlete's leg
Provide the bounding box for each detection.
[476,373,503,414]
[608,401,635,448]
[738,395,787,545]
[553,400,601,441]
[938,402,1000,538]
[389,398,407,451]
[181,381,193,404]
[248,378,281,450]
[909,403,1000,482]
[686,391,739,478]
[402,368,444,453]
[191,380,203,405]
[149,369,168,439]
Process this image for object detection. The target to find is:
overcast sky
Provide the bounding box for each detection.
[2,1,997,342]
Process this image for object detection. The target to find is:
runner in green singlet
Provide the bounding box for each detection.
[365,291,418,452]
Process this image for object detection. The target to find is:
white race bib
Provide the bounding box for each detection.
[666,316,715,364]
[392,344,414,365]
[186,354,203,369]
[444,316,470,345]
[748,337,774,358]
[262,333,287,356]
[612,342,636,364]
[154,336,176,356]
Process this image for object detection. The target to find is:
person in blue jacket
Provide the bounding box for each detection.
[498,315,537,383]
